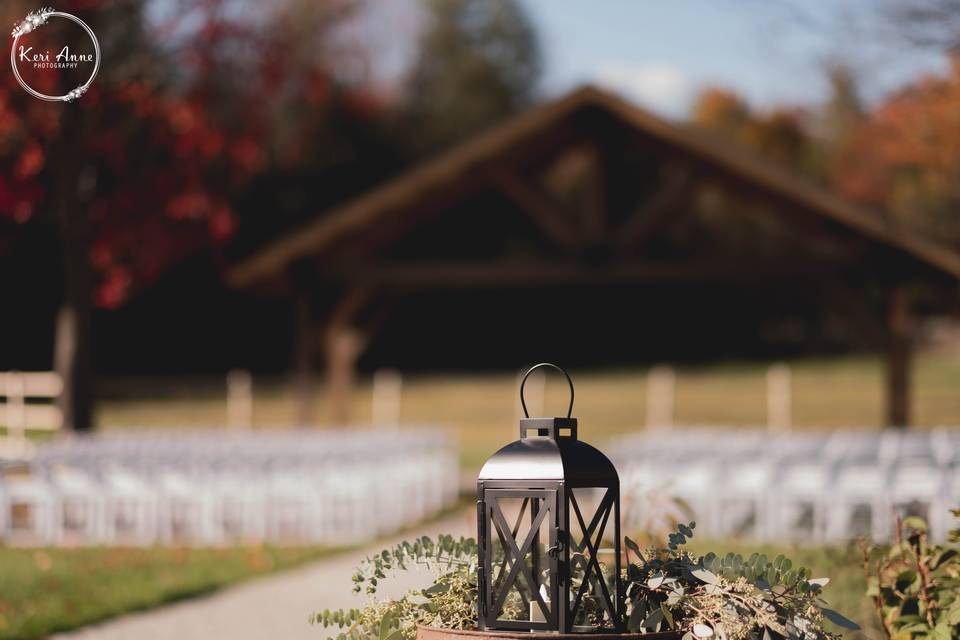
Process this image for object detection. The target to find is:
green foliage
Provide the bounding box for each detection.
[315,527,855,640]
[350,534,477,595]
[864,510,960,640]
[402,0,541,154]
[624,522,856,640]
[312,535,479,640]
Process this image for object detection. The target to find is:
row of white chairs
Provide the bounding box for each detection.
[0,429,458,547]
[611,427,960,543]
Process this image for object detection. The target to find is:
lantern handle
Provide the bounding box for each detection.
[520,363,574,418]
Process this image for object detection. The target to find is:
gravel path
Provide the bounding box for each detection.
[53,508,475,640]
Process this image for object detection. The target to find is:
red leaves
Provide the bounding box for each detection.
[0,175,43,222]
[229,137,263,174]
[343,86,385,118]
[166,192,212,220]
[0,0,388,309]
[14,139,44,179]
[208,204,236,242]
[94,265,132,310]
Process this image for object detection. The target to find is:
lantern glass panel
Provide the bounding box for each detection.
[483,489,557,629]
[567,487,619,628]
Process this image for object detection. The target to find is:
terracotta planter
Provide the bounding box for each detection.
[417,625,682,640]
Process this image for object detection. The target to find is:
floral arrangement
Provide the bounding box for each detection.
[622,523,857,640]
[312,524,857,640]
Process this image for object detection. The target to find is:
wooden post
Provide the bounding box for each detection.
[323,288,372,426]
[646,365,675,429]
[293,291,315,426]
[886,287,912,428]
[226,369,253,430]
[766,362,791,433]
[325,326,363,425]
[371,368,403,428]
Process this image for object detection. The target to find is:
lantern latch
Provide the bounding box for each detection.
[547,528,564,557]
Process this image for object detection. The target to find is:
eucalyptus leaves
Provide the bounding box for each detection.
[311,535,480,640]
[311,526,855,640]
[623,522,859,640]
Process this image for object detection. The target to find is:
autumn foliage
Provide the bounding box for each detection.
[691,87,813,176]
[0,0,382,308]
[831,56,960,244]
[691,59,960,249]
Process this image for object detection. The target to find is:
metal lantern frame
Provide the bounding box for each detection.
[476,363,623,633]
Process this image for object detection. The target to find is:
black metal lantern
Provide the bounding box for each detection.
[477,363,623,633]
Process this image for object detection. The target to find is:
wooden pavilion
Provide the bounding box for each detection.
[227,86,960,427]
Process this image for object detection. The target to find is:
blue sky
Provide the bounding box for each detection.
[518,0,950,118]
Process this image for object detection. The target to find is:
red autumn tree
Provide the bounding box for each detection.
[0,0,386,428]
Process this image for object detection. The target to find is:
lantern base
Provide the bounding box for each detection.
[417,625,681,640]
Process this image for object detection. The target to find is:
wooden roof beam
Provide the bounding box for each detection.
[583,141,607,244]
[614,166,695,254]
[323,259,855,288]
[487,167,583,253]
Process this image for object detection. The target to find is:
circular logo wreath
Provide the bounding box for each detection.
[10,7,100,102]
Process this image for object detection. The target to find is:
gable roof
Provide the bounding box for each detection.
[227,86,960,289]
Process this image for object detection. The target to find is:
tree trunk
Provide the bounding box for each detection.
[54,108,93,432]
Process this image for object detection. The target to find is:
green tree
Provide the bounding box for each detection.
[818,63,865,156]
[401,0,541,155]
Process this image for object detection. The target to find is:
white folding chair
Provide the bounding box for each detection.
[891,464,946,541]
[825,463,890,542]
[716,460,774,540]
[156,470,218,545]
[101,468,158,546]
[49,466,104,546]
[666,462,721,537]
[265,472,318,543]
[769,458,831,543]
[0,474,57,546]
[209,473,267,543]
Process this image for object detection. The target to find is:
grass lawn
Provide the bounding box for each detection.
[0,545,339,640]
[95,353,960,472]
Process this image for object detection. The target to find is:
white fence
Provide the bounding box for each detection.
[612,427,960,543]
[0,372,63,458]
[0,428,458,547]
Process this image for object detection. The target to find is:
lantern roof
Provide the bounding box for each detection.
[478,417,619,488]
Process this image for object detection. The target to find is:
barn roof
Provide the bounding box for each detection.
[227,85,960,289]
